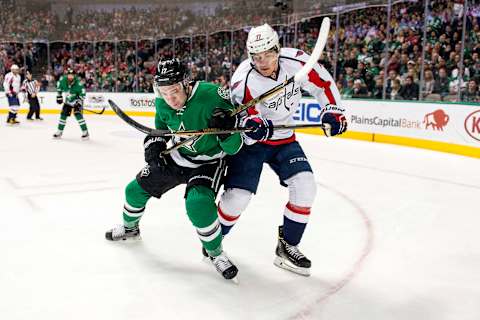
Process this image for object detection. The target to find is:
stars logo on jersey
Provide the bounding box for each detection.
[217,86,230,101]
[171,121,200,153]
[140,165,151,177]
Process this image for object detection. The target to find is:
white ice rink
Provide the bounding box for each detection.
[1,114,479,320]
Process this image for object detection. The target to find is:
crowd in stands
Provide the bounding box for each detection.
[0,0,479,102]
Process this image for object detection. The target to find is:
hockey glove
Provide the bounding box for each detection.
[242,115,274,141]
[144,135,168,167]
[56,94,63,104]
[73,99,84,111]
[208,108,238,140]
[319,104,347,137]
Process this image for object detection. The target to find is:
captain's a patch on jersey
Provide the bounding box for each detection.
[217,86,230,100]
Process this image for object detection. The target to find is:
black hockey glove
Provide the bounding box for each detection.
[242,115,273,141]
[73,99,84,111]
[208,108,238,140]
[143,135,167,167]
[319,104,347,137]
[56,94,63,104]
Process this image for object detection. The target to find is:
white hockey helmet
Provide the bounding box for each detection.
[10,64,19,71]
[246,24,280,61]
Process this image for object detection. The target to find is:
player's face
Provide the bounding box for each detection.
[158,83,187,110]
[67,74,74,82]
[252,50,279,77]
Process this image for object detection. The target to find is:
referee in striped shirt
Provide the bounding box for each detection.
[22,70,43,120]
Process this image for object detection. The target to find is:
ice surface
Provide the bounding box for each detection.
[1,114,479,320]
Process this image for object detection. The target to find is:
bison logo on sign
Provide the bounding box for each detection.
[464,109,480,142]
[424,109,449,131]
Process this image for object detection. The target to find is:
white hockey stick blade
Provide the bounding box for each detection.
[293,16,331,83]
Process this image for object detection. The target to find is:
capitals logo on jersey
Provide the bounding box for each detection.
[263,78,301,112]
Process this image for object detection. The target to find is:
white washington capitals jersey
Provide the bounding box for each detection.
[3,71,21,95]
[230,47,342,143]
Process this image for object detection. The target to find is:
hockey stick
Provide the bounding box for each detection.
[84,107,106,115]
[107,99,180,155]
[161,123,331,154]
[147,123,331,137]
[108,99,169,135]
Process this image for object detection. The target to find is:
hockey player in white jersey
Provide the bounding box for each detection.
[3,64,22,124]
[210,23,347,276]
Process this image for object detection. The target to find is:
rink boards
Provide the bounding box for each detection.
[1,92,479,158]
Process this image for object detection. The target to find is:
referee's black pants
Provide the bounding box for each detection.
[27,97,41,119]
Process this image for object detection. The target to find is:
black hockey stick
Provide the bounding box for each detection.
[108,99,183,155]
[108,100,330,135]
[84,107,106,115]
[108,99,169,135]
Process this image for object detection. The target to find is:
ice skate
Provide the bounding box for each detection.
[52,130,63,139]
[7,118,20,125]
[211,251,238,282]
[81,131,89,140]
[274,226,311,276]
[105,225,141,241]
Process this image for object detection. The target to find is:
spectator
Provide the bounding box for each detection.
[40,75,49,91]
[399,76,420,100]
[371,77,384,99]
[389,79,403,100]
[423,69,435,98]
[386,70,401,96]
[462,80,480,102]
[341,79,354,99]
[434,67,450,100]
[449,69,465,95]
[352,79,369,98]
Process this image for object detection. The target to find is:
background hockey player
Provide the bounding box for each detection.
[53,68,89,140]
[3,64,22,124]
[105,58,243,281]
[22,70,43,120]
[212,23,347,276]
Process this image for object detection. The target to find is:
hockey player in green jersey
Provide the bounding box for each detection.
[53,68,89,140]
[105,58,243,280]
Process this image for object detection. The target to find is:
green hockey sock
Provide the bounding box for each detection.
[185,186,222,257]
[123,179,151,228]
[74,112,88,132]
[57,114,67,131]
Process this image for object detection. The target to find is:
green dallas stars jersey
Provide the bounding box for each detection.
[56,75,86,103]
[155,81,243,168]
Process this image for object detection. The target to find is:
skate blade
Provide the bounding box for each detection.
[114,234,142,241]
[274,256,310,277]
[230,277,239,284]
[125,235,141,241]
